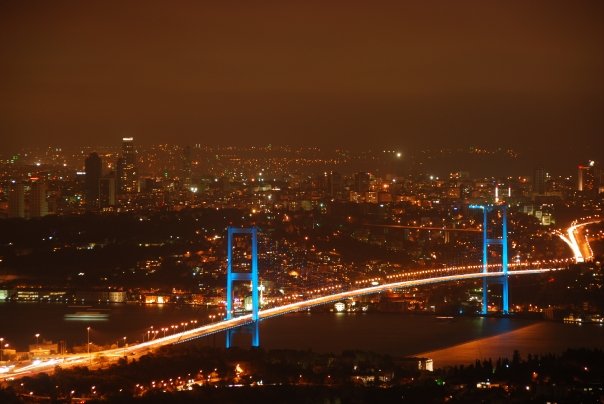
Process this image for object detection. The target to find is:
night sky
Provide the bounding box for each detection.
[1,1,602,166]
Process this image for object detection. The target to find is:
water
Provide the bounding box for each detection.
[1,303,603,368]
[258,312,604,367]
[0,302,210,350]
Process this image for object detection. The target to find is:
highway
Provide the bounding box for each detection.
[2,266,563,380]
[556,218,601,263]
[364,224,481,232]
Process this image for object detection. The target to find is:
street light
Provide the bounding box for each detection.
[87,327,91,364]
[123,337,127,357]
[35,333,40,351]
[0,338,4,362]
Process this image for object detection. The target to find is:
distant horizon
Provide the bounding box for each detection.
[1,141,596,178]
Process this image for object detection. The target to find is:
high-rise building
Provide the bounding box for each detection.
[116,157,124,195]
[30,181,48,218]
[354,172,371,193]
[182,145,192,189]
[578,161,598,192]
[99,176,116,208]
[327,171,343,197]
[85,152,102,208]
[533,167,546,194]
[119,137,138,193]
[8,183,25,218]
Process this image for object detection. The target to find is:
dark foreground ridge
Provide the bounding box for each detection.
[1,345,603,403]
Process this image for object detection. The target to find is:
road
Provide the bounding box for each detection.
[556,218,601,263]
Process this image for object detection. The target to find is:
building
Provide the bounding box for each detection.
[29,181,48,217]
[327,171,343,198]
[533,167,546,194]
[354,172,371,193]
[85,152,102,208]
[577,161,598,192]
[116,156,125,195]
[182,145,192,189]
[8,183,25,218]
[29,340,60,357]
[119,137,138,193]
[99,176,116,208]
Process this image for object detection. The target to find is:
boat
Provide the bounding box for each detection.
[64,311,109,321]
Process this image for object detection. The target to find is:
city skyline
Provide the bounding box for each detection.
[1,1,603,167]
[2,139,601,178]
[1,2,603,401]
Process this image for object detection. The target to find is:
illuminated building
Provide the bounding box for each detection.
[8,182,25,218]
[116,156,124,194]
[577,160,598,192]
[30,181,48,217]
[119,137,138,193]
[85,152,102,208]
[182,145,192,189]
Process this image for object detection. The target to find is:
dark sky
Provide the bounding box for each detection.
[1,1,602,166]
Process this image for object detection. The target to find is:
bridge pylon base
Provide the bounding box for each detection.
[482,274,509,315]
[226,321,260,349]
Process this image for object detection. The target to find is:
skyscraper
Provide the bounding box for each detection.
[327,171,343,198]
[116,157,124,195]
[30,181,48,218]
[354,172,371,193]
[99,176,116,208]
[85,152,102,208]
[8,183,25,218]
[533,167,546,194]
[119,137,138,193]
[182,145,192,190]
[578,161,598,192]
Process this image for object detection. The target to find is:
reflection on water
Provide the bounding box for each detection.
[257,313,533,357]
[418,321,604,367]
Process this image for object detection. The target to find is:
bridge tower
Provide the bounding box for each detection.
[470,204,509,315]
[225,226,260,348]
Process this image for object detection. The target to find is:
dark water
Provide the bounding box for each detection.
[258,312,604,367]
[1,303,603,367]
[0,302,210,350]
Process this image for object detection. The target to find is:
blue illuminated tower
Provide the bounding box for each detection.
[469,204,509,315]
[225,226,260,348]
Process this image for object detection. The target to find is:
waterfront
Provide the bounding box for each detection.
[1,303,604,368]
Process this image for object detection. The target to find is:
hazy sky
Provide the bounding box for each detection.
[1,1,602,166]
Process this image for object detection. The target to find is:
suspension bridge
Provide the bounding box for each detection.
[2,204,583,379]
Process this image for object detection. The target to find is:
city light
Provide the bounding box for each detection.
[0,2,602,399]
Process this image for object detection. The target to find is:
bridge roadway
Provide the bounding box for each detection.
[4,267,562,380]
